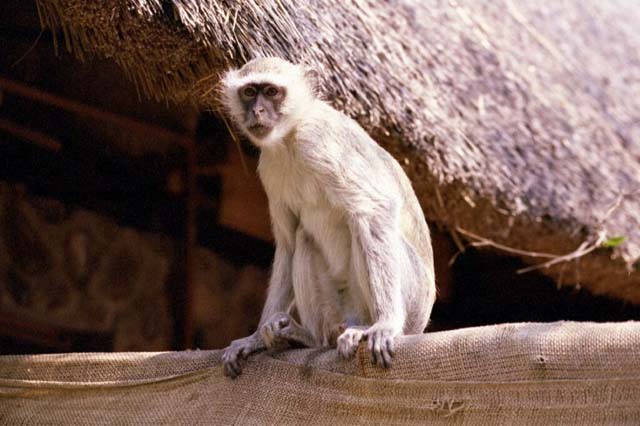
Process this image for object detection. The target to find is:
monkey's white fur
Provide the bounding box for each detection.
[221,58,435,376]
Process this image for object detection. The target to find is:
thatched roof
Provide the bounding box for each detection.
[36,0,640,302]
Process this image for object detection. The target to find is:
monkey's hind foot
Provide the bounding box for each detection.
[337,327,366,359]
[260,312,316,349]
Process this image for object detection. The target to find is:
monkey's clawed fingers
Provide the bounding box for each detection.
[222,345,244,378]
[222,334,261,379]
[365,327,396,368]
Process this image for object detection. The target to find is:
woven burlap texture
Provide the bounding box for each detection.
[1,321,639,425]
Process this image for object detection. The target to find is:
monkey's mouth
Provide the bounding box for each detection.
[248,124,272,137]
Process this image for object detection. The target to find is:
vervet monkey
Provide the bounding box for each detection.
[220,57,435,378]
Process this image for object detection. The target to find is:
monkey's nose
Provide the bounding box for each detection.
[253,106,265,116]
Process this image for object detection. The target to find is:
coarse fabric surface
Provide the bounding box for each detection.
[1,321,639,425]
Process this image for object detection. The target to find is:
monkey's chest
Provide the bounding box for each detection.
[259,157,351,281]
[285,183,351,278]
[260,149,317,203]
[299,206,351,279]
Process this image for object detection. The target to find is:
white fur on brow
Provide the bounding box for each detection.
[223,71,296,91]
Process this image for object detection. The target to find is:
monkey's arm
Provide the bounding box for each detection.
[222,201,297,378]
[349,207,405,367]
[258,201,297,327]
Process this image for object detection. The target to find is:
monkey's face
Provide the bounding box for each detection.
[222,57,316,147]
[238,83,286,138]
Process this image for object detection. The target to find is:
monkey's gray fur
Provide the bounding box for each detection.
[220,57,435,378]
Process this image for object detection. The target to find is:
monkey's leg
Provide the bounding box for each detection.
[401,238,435,334]
[260,311,316,348]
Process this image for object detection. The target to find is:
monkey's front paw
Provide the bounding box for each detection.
[222,334,261,379]
[337,327,365,359]
[364,324,398,368]
[260,312,292,348]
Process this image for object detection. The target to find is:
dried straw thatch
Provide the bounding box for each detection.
[36,0,640,302]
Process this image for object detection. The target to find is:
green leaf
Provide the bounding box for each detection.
[602,236,625,248]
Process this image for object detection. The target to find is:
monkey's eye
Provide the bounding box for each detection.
[242,86,257,98]
[264,86,279,97]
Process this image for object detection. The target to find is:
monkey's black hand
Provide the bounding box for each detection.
[364,323,397,368]
[222,333,263,379]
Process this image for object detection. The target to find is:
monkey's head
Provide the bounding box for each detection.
[221,57,317,147]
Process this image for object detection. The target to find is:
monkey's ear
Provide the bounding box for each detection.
[303,67,321,94]
[304,67,319,82]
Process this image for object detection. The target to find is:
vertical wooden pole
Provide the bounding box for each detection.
[182,141,197,349]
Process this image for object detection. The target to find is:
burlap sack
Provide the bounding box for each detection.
[1,321,639,425]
